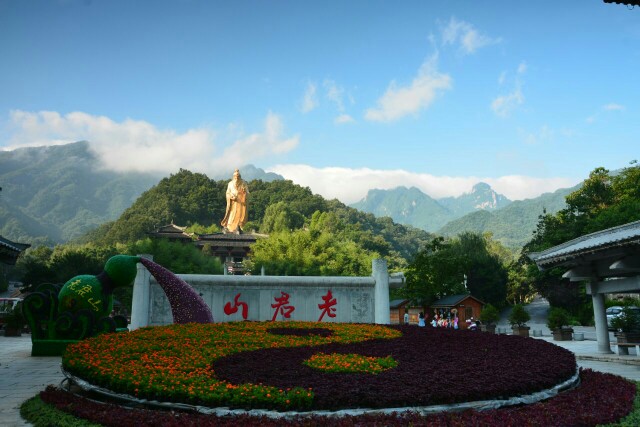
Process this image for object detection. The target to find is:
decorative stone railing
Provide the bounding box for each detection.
[130,258,404,329]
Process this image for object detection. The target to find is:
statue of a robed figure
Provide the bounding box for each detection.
[221,169,248,233]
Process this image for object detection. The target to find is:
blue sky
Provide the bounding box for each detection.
[1,0,638,203]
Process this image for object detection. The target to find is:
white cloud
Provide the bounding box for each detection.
[4,110,298,175]
[517,62,527,74]
[518,125,554,145]
[301,82,318,113]
[365,54,452,122]
[323,79,357,124]
[324,79,346,111]
[603,103,624,111]
[492,62,527,118]
[441,17,500,54]
[335,114,355,124]
[586,103,625,123]
[491,85,524,118]
[267,164,576,204]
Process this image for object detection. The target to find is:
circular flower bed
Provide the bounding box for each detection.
[63,322,577,413]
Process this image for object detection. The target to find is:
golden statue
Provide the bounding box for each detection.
[221,169,248,233]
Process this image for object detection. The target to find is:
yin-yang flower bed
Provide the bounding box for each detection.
[62,322,578,413]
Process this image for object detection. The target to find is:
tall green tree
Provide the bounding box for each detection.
[260,202,305,233]
[404,233,509,307]
[522,162,640,323]
[451,232,508,306]
[250,211,379,276]
[403,237,466,306]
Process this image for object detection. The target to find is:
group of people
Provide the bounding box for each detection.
[403,311,481,330]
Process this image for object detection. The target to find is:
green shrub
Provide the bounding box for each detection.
[547,307,571,330]
[20,395,101,427]
[479,304,500,325]
[508,304,530,327]
[610,307,640,333]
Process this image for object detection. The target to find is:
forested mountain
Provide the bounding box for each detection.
[86,169,433,265]
[0,141,159,245]
[350,181,578,250]
[351,182,511,232]
[351,183,511,233]
[0,142,282,244]
[438,185,579,249]
[351,187,452,232]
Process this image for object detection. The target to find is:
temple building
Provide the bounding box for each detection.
[146,223,194,242]
[0,235,30,291]
[147,224,267,275]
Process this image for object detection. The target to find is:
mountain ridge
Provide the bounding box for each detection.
[0,142,282,244]
[351,182,578,249]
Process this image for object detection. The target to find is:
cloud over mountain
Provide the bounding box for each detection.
[3,110,298,176]
[268,164,576,204]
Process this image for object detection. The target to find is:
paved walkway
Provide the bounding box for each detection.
[0,335,65,427]
[2,331,640,426]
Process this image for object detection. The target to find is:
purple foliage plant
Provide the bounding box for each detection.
[140,257,214,324]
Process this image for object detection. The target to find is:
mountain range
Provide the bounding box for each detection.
[1,141,580,249]
[0,141,281,244]
[351,182,511,233]
[351,181,580,249]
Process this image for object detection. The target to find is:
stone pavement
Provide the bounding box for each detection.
[0,335,65,427]
[2,331,640,426]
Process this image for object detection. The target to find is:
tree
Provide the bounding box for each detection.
[249,227,377,277]
[508,304,530,327]
[260,202,305,233]
[403,233,509,307]
[403,237,466,307]
[564,167,614,218]
[522,162,640,324]
[505,261,536,305]
[452,233,508,306]
[124,238,222,275]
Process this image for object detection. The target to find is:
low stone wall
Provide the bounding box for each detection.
[131,258,404,328]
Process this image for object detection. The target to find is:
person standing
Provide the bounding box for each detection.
[404,311,409,325]
[221,169,249,233]
[418,312,425,327]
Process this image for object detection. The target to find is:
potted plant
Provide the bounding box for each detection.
[508,304,530,337]
[547,307,573,341]
[3,304,25,337]
[479,303,499,333]
[611,306,640,344]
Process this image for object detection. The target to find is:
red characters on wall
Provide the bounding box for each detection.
[271,291,295,321]
[224,293,249,320]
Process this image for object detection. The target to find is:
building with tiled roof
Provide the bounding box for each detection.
[196,231,268,275]
[147,223,194,242]
[147,222,268,275]
[529,220,640,354]
[0,235,30,266]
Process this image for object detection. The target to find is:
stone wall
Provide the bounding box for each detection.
[131,258,404,328]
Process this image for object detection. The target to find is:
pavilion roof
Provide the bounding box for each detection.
[528,220,640,269]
